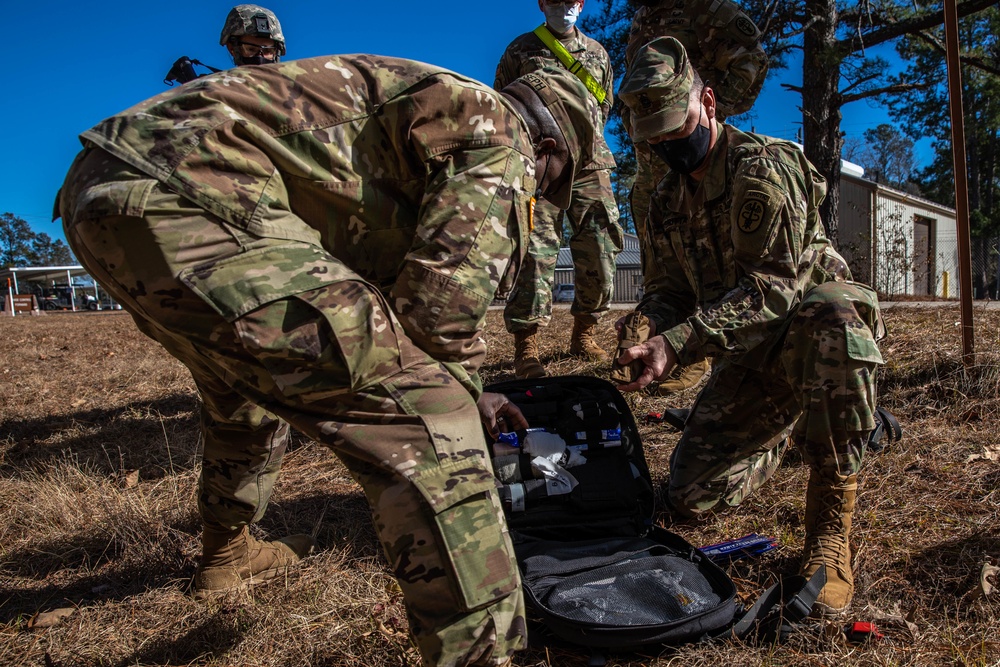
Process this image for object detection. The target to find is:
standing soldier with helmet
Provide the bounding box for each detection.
[496,0,624,380]
[221,4,285,66]
[164,4,285,85]
[612,0,770,393]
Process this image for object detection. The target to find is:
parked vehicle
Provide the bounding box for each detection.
[40,286,76,311]
[553,283,575,303]
[87,297,123,311]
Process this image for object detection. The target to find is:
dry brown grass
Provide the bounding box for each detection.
[1,306,998,666]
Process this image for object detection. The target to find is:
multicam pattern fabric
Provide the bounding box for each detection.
[495,28,622,331]
[496,27,616,171]
[625,0,768,120]
[59,54,544,666]
[81,54,538,398]
[625,0,769,238]
[635,124,883,515]
[503,169,622,330]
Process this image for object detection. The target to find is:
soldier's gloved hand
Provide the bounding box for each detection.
[478,392,529,440]
[615,334,678,393]
[610,311,654,384]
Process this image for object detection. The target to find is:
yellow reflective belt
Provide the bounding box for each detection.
[532,24,608,105]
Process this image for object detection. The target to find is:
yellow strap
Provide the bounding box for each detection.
[532,24,608,105]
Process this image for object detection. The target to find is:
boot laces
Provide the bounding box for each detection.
[804,490,850,565]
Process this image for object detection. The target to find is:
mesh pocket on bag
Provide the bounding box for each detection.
[540,554,721,626]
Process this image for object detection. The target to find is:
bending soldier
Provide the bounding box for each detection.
[58,55,599,667]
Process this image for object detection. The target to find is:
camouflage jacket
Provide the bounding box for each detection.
[638,124,865,369]
[626,0,768,119]
[495,27,616,171]
[80,54,538,397]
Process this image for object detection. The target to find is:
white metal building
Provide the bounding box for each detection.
[838,170,958,298]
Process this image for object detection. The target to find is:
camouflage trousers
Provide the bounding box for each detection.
[59,148,526,667]
[504,169,622,332]
[668,282,882,517]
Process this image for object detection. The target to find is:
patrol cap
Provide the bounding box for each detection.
[220,5,286,56]
[514,66,598,170]
[619,37,694,143]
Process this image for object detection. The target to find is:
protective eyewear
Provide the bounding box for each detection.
[236,41,278,58]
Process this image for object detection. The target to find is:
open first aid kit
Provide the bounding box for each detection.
[483,375,825,649]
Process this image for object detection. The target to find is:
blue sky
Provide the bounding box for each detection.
[5,1,912,244]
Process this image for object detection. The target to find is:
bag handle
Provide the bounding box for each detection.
[729,565,827,643]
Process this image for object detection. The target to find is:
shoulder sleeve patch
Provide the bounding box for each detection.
[731,179,784,260]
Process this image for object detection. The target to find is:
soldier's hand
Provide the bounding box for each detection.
[478,392,529,440]
[615,335,678,393]
[611,312,658,385]
[614,315,657,336]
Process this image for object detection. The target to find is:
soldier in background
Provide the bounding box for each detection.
[618,0,770,393]
[164,4,284,85]
[496,0,623,379]
[221,4,285,66]
[616,38,884,617]
[57,55,599,667]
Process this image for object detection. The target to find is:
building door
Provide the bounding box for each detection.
[913,217,934,296]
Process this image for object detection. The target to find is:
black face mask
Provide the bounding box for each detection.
[649,121,712,175]
[236,55,272,66]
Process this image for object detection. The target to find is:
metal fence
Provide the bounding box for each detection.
[859,234,1000,299]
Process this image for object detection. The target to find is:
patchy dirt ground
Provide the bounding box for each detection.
[1,306,998,666]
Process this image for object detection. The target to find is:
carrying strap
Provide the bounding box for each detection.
[729,566,827,643]
[532,24,608,105]
[868,406,902,452]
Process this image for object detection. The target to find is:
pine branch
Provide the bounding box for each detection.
[841,81,930,105]
[912,30,1000,77]
[835,0,997,53]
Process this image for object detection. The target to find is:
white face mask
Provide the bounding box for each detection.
[543,3,581,34]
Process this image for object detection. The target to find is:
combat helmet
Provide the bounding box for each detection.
[220,5,286,57]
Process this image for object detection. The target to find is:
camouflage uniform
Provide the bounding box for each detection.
[495,28,622,330]
[635,123,884,516]
[57,55,542,667]
[625,0,768,237]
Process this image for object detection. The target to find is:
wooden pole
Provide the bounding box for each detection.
[943,0,975,366]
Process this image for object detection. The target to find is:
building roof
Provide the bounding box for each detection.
[1,265,90,290]
[557,233,641,269]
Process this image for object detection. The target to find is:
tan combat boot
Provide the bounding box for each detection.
[657,358,711,394]
[513,326,546,379]
[800,470,858,617]
[193,526,315,599]
[569,316,610,362]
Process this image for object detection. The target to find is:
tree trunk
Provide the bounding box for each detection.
[801,0,844,247]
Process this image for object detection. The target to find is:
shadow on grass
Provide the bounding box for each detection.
[107,607,250,667]
[902,529,1000,606]
[0,394,200,478]
[0,491,379,624]
[32,608,251,667]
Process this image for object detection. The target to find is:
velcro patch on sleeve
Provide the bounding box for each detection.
[732,182,784,260]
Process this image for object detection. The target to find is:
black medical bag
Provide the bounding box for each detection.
[484,375,823,650]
